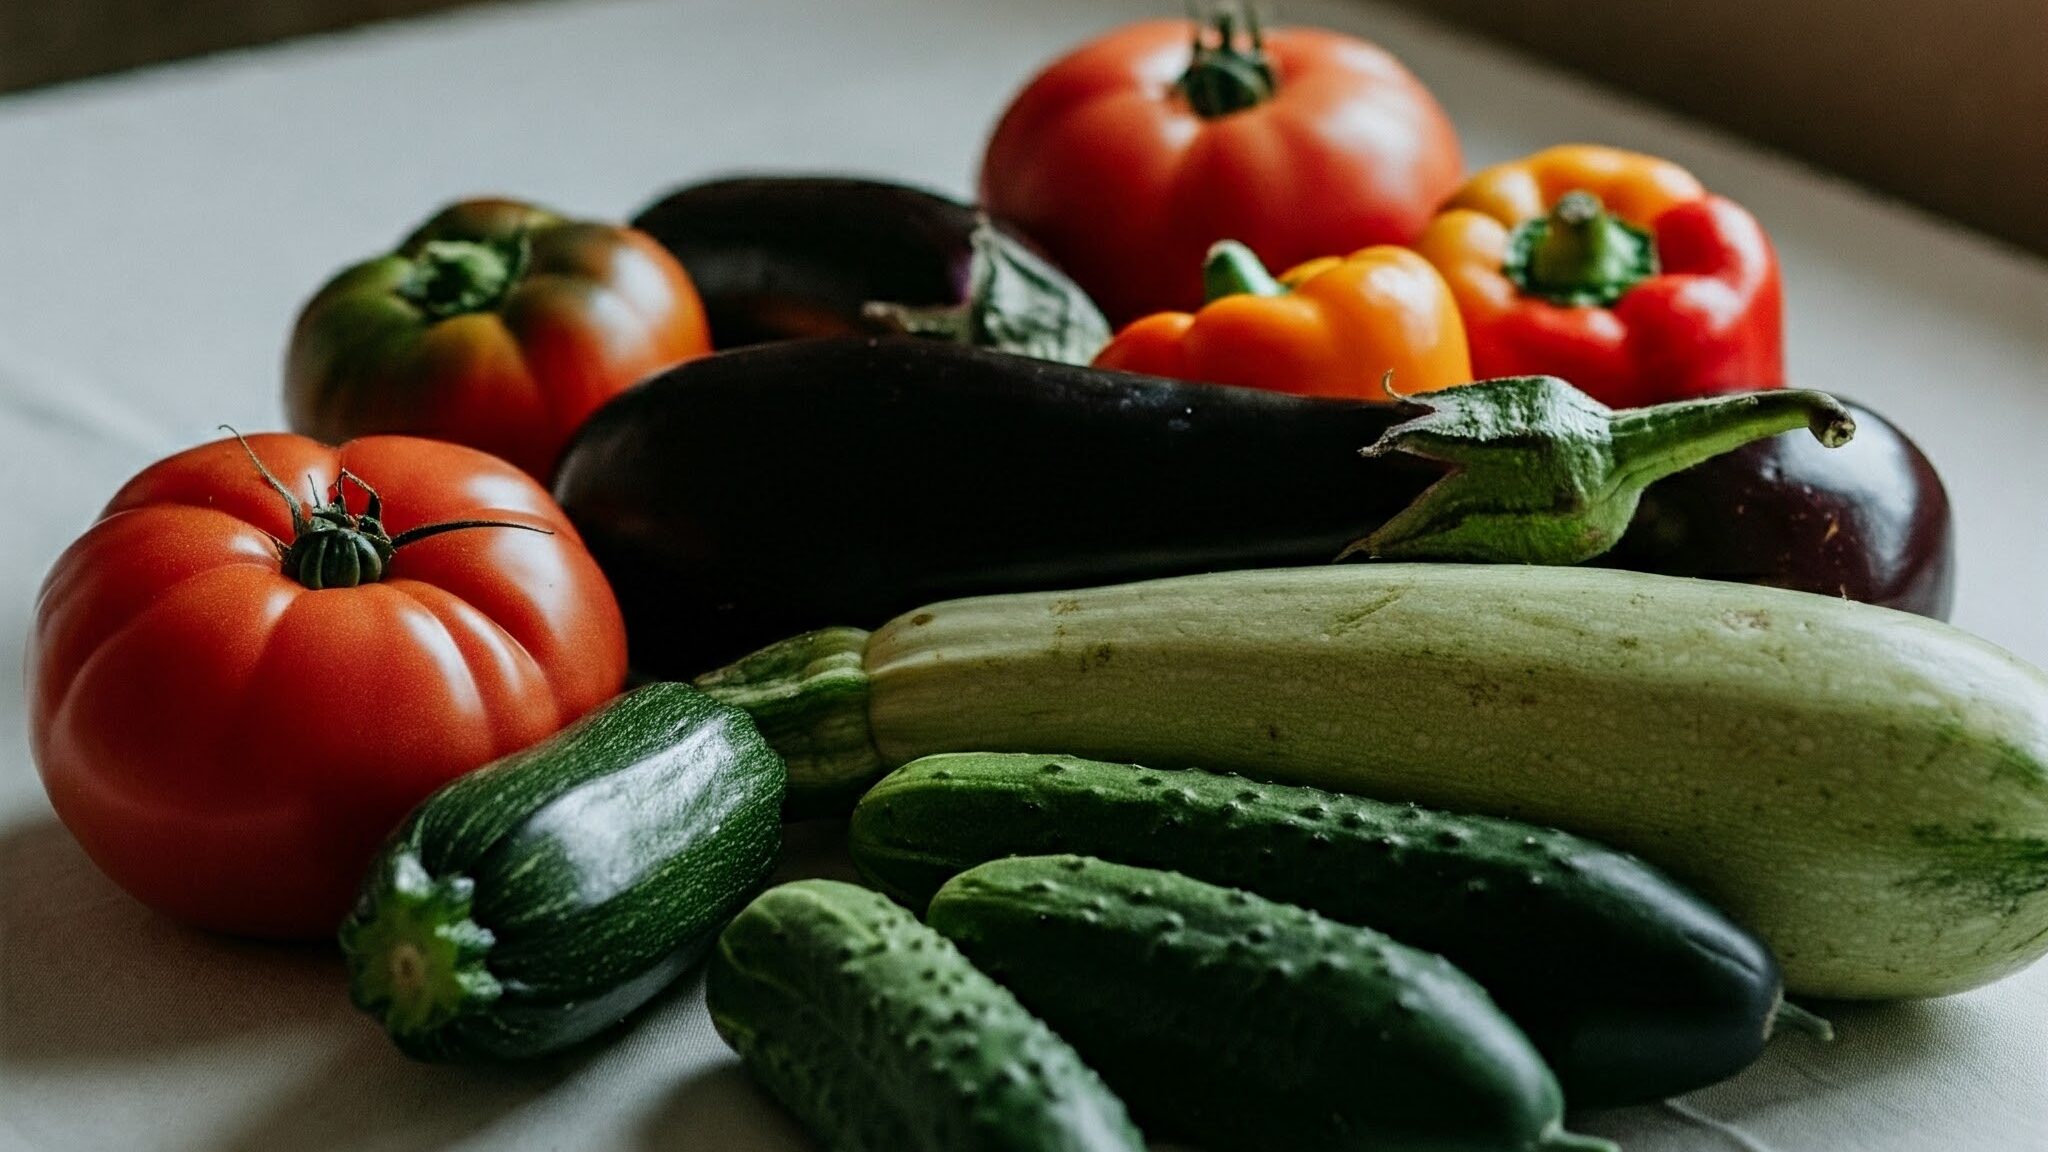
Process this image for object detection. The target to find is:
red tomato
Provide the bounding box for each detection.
[28,432,627,938]
[286,198,712,481]
[979,14,1463,324]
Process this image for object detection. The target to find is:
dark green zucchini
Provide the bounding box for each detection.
[927,855,1612,1152]
[707,879,1144,1152]
[340,682,784,1061]
[852,753,1811,1106]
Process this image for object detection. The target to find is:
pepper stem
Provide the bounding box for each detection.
[1607,389,1855,497]
[1203,240,1288,302]
[694,627,883,816]
[398,235,530,320]
[1175,4,1277,119]
[1504,191,1659,307]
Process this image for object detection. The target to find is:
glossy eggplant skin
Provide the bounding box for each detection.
[554,338,1954,676]
[631,177,986,348]
[1600,398,1954,620]
[555,338,1432,675]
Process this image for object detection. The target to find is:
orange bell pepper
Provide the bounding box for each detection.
[1092,241,1472,398]
[1415,144,1784,409]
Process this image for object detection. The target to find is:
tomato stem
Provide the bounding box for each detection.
[221,427,553,590]
[1177,4,1277,119]
[397,234,531,320]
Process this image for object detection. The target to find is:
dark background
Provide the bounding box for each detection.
[3,0,2044,258]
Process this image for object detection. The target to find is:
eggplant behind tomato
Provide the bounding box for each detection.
[554,339,1941,676]
[631,175,1106,362]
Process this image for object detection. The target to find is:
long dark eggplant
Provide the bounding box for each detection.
[553,338,1892,676]
[631,176,1106,362]
[1601,398,1953,618]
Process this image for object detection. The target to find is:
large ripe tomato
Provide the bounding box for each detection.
[979,13,1462,325]
[28,432,627,938]
[286,198,712,481]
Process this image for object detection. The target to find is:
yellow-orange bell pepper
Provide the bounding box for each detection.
[1092,241,1472,398]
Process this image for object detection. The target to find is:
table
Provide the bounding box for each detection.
[3,0,2045,1148]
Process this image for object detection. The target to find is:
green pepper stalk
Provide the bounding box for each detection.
[1503,191,1661,308]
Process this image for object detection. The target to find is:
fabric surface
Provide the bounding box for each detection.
[2,0,2045,1149]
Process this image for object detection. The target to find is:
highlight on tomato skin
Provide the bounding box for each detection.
[979,12,1463,326]
[25,429,629,939]
[284,197,714,484]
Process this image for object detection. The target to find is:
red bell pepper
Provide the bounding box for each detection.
[1416,144,1784,408]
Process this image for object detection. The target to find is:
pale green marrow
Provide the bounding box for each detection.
[707,565,2048,998]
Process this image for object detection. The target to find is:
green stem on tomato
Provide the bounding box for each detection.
[222,427,551,590]
[397,235,531,320]
[1175,5,1278,119]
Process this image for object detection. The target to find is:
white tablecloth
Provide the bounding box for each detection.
[2,0,2045,1148]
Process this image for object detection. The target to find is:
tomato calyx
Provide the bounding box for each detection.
[224,428,552,590]
[1503,191,1660,308]
[1176,5,1277,119]
[396,233,532,320]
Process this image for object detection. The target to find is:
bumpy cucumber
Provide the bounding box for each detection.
[700,564,2048,998]
[851,752,1804,1106]
[706,879,1143,1152]
[341,683,783,1061]
[927,855,1611,1152]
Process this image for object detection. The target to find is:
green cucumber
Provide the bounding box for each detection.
[851,752,1808,1107]
[698,564,2048,998]
[706,879,1144,1152]
[927,855,1611,1152]
[341,682,784,1061]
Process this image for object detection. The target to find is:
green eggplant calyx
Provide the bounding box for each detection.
[695,627,883,816]
[1202,240,1289,302]
[1176,5,1278,119]
[1340,382,1854,565]
[398,235,531,320]
[863,218,1110,365]
[222,427,552,590]
[1504,191,1660,307]
[340,850,503,1042]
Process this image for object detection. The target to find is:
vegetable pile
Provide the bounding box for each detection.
[24,6,2037,1150]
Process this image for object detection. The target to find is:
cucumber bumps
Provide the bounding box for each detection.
[707,879,1144,1152]
[852,753,1798,1106]
[928,856,1613,1152]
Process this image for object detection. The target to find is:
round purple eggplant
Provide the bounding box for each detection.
[1599,397,1953,619]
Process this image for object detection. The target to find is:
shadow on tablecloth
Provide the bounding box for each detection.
[0,815,341,1062]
